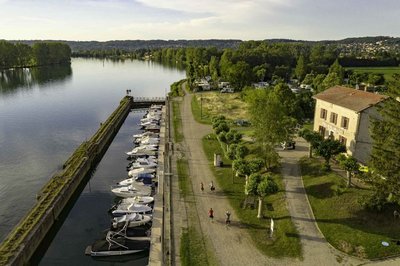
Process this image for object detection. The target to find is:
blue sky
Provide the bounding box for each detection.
[0,0,399,41]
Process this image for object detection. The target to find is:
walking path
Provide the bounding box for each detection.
[172,89,399,266]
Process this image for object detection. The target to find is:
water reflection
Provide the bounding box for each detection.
[0,64,72,94]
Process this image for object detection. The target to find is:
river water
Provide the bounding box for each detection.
[0,58,185,264]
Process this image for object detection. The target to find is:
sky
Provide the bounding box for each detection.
[0,0,399,41]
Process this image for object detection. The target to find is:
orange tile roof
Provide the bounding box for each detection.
[313,86,388,112]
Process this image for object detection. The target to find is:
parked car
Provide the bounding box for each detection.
[281,140,296,150]
[220,87,234,93]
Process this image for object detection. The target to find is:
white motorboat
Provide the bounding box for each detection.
[112,213,152,228]
[135,137,159,145]
[120,196,154,205]
[126,145,158,156]
[118,174,155,186]
[133,131,159,139]
[111,185,151,198]
[111,203,153,217]
[128,167,155,178]
[85,230,150,257]
[128,160,157,170]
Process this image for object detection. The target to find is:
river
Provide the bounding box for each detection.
[0,58,185,265]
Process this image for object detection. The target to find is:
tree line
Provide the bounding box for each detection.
[0,40,71,69]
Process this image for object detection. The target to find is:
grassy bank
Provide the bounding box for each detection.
[172,101,183,143]
[202,134,302,258]
[300,157,400,259]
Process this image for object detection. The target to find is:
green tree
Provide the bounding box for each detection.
[246,173,279,218]
[369,74,400,206]
[337,154,359,187]
[320,72,341,92]
[299,129,323,158]
[328,59,345,81]
[247,89,297,168]
[227,61,252,90]
[302,73,315,85]
[295,55,307,81]
[314,138,346,171]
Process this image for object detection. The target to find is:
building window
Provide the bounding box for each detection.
[318,126,326,136]
[320,108,327,120]
[330,112,338,125]
[339,135,347,146]
[341,116,349,129]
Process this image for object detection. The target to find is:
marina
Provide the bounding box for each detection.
[0,58,184,265]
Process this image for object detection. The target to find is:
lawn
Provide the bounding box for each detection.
[300,157,400,259]
[191,91,249,124]
[346,66,400,81]
[202,134,302,259]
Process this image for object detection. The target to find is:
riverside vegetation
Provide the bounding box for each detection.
[0,40,71,69]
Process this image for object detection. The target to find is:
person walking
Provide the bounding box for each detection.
[225,210,231,225]
[208,208,214,222]
[200,182,204,192]
[210,181,215,191]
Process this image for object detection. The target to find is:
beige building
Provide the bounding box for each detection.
[312,86,388,164]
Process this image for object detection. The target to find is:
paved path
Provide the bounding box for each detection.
[279,138,364,265]
[174,90,399,266]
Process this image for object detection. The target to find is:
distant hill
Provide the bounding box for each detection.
[9,39,242,52]
[7,36,400,52]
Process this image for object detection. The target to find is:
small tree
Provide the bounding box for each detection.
[246,173,279,218]
[232,159,263,193]
[315,138,346,171]
[235,144,249,160]
[337,154,359,187]
[299,129,323,158]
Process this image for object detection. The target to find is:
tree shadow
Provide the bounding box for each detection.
[305,182,336,199]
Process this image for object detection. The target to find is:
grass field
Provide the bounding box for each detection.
[346,66,400,81]
[202,134,302,259]
[300,157,400,259]
[192,91,249,124]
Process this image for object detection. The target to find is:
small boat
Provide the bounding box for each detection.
[126,145,158,156]
[111,185,151,198]
[120,196,154,205]
[85,230,150,257]
[127,150,157,158]
[132,131,159,139]
[135,137,159,145]
[118,174,155,186]
[128,167,155,178]
[112,213,152,229]
[110,203,153,217]
[127,156,157,168]
[128,160,157,170]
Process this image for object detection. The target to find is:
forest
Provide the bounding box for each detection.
[0,41,71,69]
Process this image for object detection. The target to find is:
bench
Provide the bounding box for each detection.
[243,196,256,209]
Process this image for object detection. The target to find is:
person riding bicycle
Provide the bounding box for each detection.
[225,211,231,225]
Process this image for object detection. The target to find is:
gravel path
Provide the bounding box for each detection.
[179,91,293,266]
